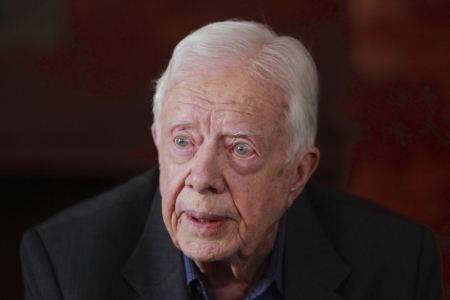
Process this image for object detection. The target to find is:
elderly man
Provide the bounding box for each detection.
[21,21,442,300]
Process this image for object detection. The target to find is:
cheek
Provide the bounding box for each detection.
[235,175,288,221]
[160,179,176,229]
[160,180,184,250]
[158,158,185,235]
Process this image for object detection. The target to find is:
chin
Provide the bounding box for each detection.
[180,238,236,263]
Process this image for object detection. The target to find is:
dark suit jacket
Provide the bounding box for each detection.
[20,167,443,299]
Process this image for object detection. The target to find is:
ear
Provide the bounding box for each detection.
[151,123,159,150]
[286,147,320,208]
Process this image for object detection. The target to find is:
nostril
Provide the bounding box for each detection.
[207,187,218,194]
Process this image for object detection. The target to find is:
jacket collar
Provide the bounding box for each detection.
[121,188,189,300]
[284,181,350,300]
[121,180,350,300]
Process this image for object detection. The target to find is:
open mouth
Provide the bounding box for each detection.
[184,211,229,234]
[186,211,226,223]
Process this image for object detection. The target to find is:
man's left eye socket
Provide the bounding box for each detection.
[174,136,190,148]
[234,143,254,157]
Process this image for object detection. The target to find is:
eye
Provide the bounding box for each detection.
[233,143,254,157]
[174,136,191,148]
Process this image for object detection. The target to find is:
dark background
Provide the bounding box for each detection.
[2,0,450,298]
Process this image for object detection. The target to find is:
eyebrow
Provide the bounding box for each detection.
[226,130,263,137]
[168,121,193,129]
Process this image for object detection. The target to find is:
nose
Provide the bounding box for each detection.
[185,143,225,194]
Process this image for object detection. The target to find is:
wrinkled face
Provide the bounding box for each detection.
[153,68,300,263]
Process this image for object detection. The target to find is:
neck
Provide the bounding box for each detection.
[200,256,270,300]
[194,224,279,300]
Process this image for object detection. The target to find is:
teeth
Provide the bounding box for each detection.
[197,218,214,222]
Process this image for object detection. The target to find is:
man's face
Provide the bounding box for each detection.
[154,68,301,263]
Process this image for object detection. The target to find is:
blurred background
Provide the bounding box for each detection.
[2,0,450,298]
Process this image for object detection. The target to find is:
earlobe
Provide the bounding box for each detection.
[151,124,159,150]
[287,147,320,207]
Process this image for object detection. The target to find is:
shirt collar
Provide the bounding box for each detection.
[183,212,286,299]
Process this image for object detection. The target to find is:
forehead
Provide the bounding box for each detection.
[162,68,287,123]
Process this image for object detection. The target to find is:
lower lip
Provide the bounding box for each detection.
[184,213,229,234]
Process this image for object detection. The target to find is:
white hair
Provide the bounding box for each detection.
[152,20,318,162]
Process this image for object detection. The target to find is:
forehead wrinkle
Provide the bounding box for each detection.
[175,98,267,119]
[167,85,215,107]
[178,101,212,112]
[164,72,287,140]
[213,98,282,119]
[231,93,285,116]
[169,76,285,115]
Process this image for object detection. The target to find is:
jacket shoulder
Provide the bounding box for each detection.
[20,168,161,300]
[305,181,442,296]
[27,167,160,268]
[307,180,422,236]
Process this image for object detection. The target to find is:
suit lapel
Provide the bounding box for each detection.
[284,182,350,300]
[121,188,189,300]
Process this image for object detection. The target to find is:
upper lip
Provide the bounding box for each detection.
[185,210,226,222]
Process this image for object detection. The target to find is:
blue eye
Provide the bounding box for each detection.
[174,136,190,148]
[234,143,254,157]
